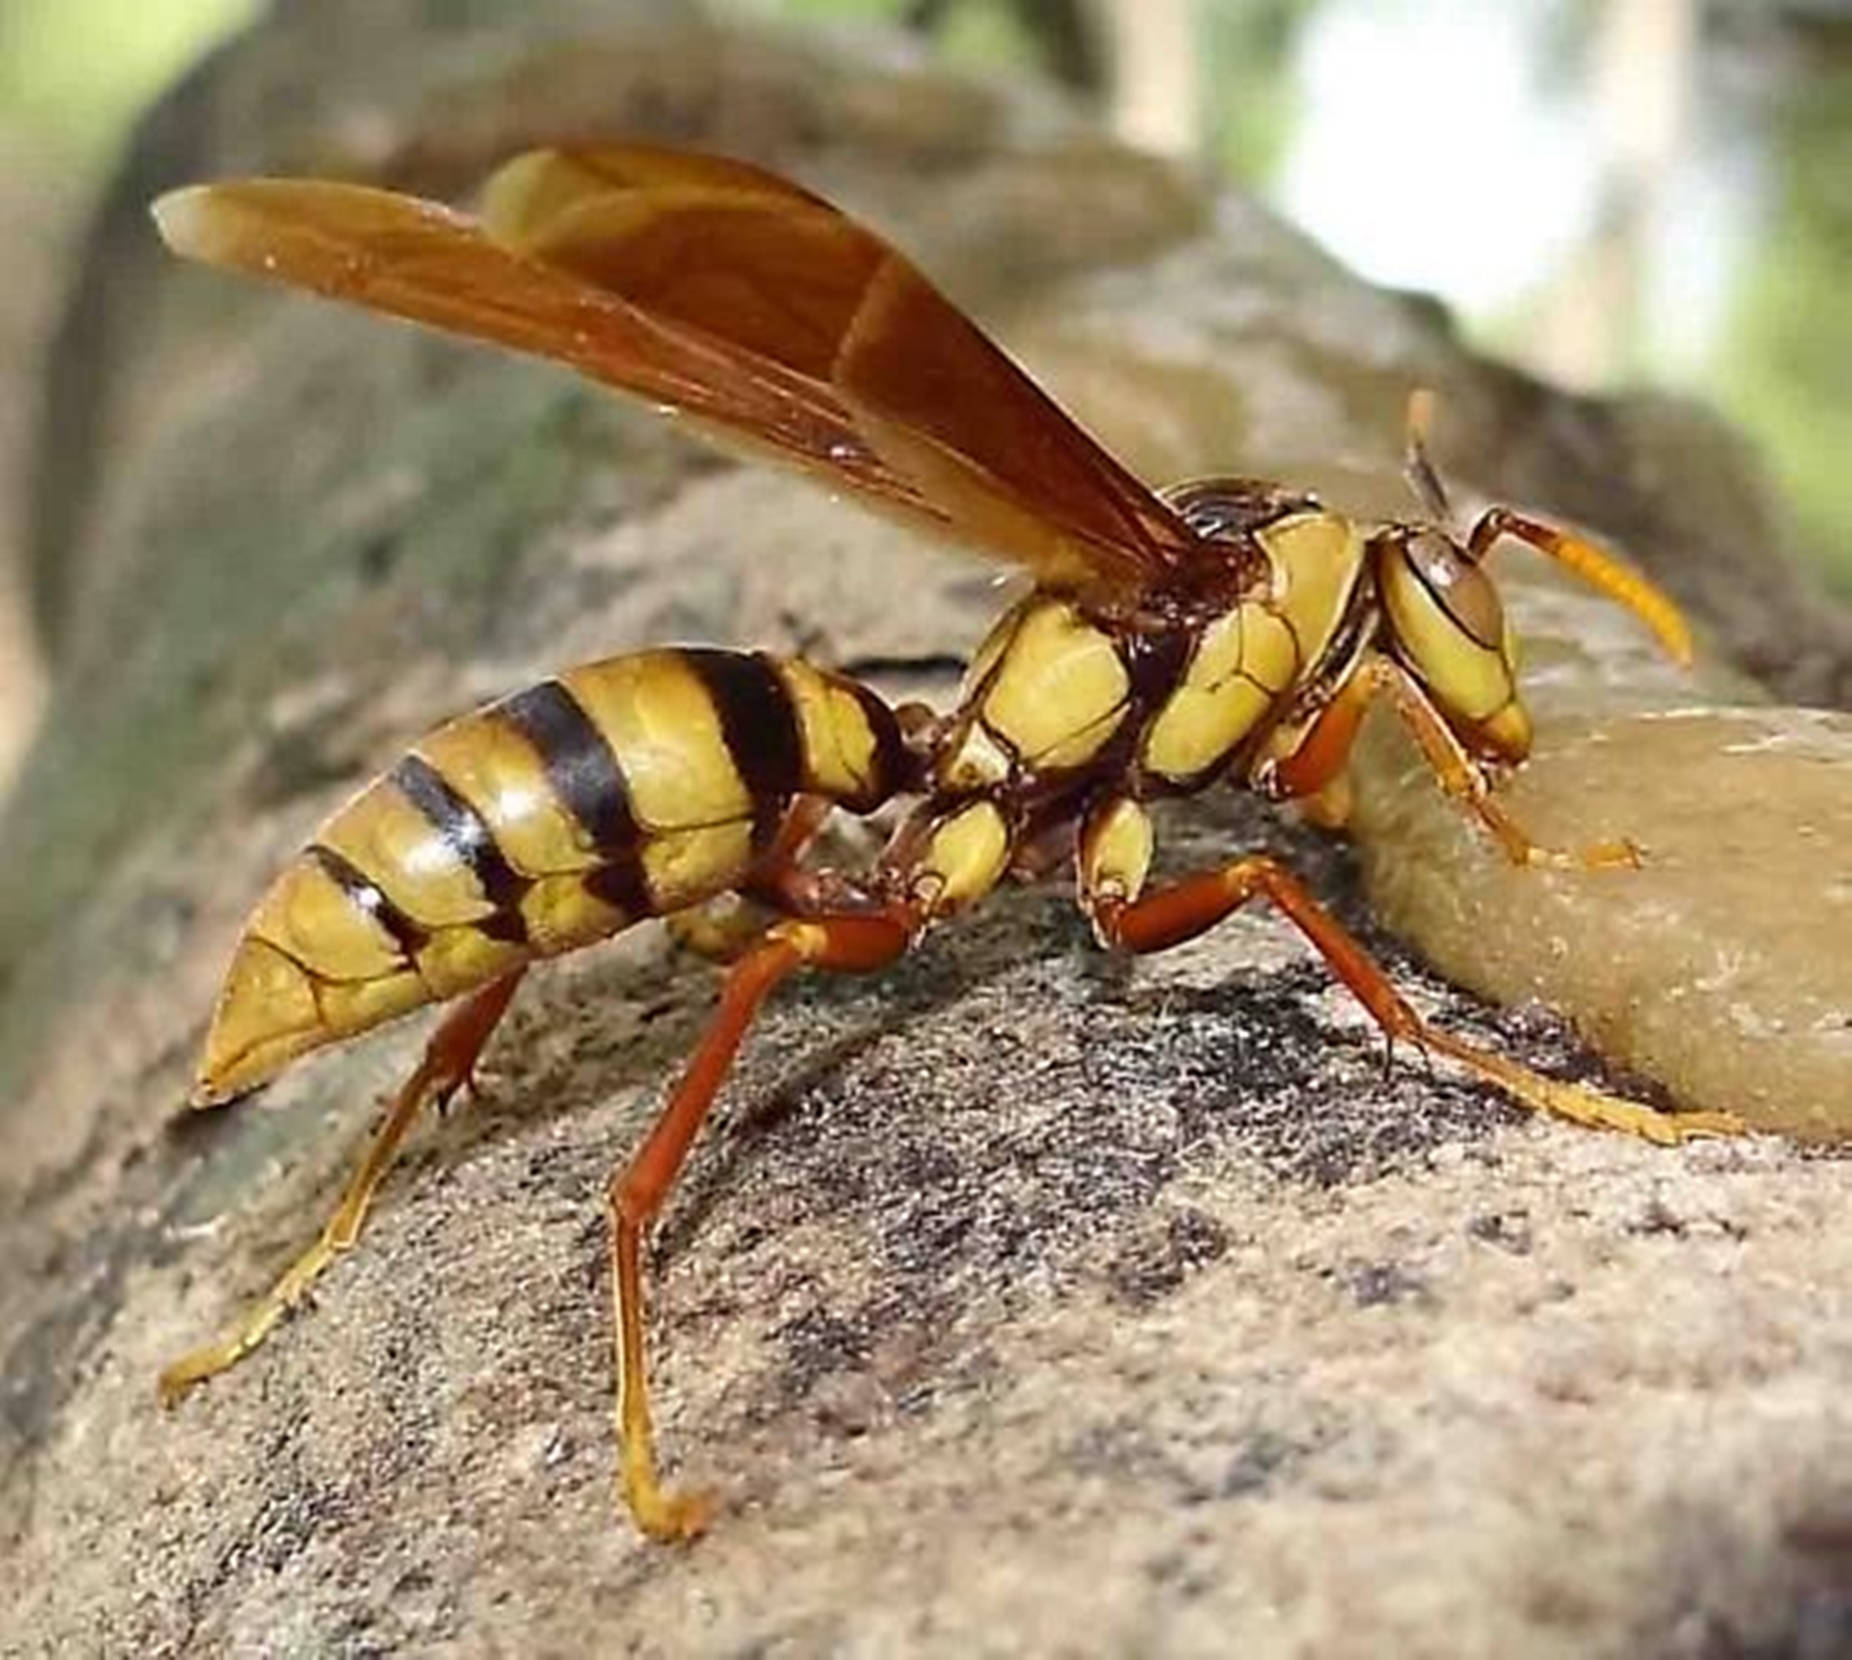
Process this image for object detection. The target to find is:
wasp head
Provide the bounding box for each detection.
[1373,523,1532,763]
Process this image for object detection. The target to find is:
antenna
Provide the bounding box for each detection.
[1401,388,1456,532]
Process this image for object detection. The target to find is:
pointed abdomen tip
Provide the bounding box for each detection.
[150,186,217,255]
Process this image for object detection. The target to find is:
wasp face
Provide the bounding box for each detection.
[1375,526,1532,762]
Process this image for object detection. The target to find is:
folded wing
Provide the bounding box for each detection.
[154,145,1202,600]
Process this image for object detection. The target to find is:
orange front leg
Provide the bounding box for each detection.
[1268,656,1640,872]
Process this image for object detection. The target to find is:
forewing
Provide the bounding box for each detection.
[154,148,1202,595]
[482,148,1200,592]
[152,178,940,526]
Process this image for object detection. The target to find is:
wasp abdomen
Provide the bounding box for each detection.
[196,649,903,1103]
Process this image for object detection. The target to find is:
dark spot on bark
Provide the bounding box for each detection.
[357,532,399,584]
[1217,1429,1306,1498]
[1143,1544,1221,1600]
[1106,1208,1230,1308]
[1344,1259,1431,1309]
[1468,1209,1533,1254]
[1631,1196,1690,1237]
[1067,1414,1329,1511]
[776,1306,873,1404]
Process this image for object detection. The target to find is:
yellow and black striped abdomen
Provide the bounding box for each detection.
[195,649,903,1103]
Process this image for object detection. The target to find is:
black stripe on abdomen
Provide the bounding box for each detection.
[305,844,430,960]
[389,754,529,944]
[493,679,653,916]
[679,649,804,841]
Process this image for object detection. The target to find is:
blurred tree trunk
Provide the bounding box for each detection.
[1535,0,1698,387]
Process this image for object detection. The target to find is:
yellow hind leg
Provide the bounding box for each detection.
[159,969,525,1404]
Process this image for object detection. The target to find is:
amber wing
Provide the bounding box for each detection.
[153,145,1202,599]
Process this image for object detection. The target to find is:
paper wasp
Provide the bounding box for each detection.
[151,147,1742,1540]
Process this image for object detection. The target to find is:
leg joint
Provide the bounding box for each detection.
[767,912,913,974]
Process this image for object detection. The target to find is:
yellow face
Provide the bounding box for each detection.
[1376,528,1532,761]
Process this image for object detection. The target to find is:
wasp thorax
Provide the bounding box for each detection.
[934,597,1132,791]
[1377,528,1530,760]
[1162,477,1322,544]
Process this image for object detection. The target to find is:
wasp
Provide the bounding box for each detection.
[151,147,1742,1540]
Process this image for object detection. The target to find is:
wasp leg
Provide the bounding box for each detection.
[1087,841,1743,1144]
[1370,659,1645,871]
[609,909,913,1542]
[668,798,844,962]
[159,969,526,1406]
[1274,656,1640,872]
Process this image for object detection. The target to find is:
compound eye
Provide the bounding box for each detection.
[1403,530,1504,650]
[1380,528,1520,732]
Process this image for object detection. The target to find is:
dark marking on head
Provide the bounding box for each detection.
[1400,527,1504,649]
[391,754,530,944]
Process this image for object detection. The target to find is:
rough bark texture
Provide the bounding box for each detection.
[3,4,1850,1657]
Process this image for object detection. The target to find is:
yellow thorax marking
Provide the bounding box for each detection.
[1262,510,1366,676]
[1141,602,1296,783]
[916,800,1010,912]
[1079,798,1154,906]
[970,598,1131,774]
[939,721,1013,792]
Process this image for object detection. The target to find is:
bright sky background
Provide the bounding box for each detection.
[1274,0,1748,379]
[1280,0,1596,312]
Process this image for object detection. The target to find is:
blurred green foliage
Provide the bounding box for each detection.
[1719,55,1852,588]
[777,0,909,20]
[1200,0,1312,182]
[0,0,251,162]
